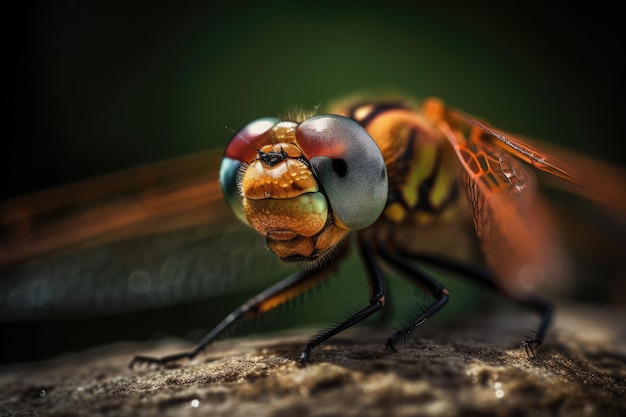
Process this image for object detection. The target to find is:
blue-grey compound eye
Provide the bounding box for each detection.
[296,115,389,230]
[219,157,247,224]
[219,117,280,224]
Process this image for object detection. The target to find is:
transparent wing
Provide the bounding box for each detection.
[438,115,569,294]
[452,110,626,216]
[439,105,626,295]
[0,150,285,321]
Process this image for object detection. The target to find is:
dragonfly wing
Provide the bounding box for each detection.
[510,136,626,218]
[1,150,230,266]
[452,110,626,216]
[439,118,569,294]
[0,150,285,320]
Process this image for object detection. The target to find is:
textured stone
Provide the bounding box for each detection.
[0,304,624,417]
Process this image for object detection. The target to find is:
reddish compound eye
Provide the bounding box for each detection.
[223,117,280,163]
[296,115,388,230]
[220,117,279,224]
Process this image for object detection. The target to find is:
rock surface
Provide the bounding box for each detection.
[1,304,624,417]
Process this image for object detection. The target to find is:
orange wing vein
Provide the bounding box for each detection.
[438,114,568,294]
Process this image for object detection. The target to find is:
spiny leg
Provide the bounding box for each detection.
[516,294,552,357]
[397,249,553,356]
[129,265,336,369]
[376,247,449,351]
[298,239,386,364]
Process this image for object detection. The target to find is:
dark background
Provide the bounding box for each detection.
[2,1,624,364]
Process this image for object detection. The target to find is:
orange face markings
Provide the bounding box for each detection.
[244,194,327,237]
[240,138,329,242]
[237,134,353,260]
[241,157,319,200]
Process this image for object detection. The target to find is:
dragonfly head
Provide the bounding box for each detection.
[219,115,388,263]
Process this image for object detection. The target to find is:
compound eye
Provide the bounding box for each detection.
[296,115,388,230]
[219,117,279,223]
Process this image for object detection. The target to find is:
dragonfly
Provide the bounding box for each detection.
[1,95,624,367]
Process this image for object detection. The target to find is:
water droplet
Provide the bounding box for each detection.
[494,381,504,398]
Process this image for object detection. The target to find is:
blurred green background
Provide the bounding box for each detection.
[2,1,624,364]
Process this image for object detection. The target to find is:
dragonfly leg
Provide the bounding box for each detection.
[129,265,336,369]
[376,247,449,351]
[397,250,553,356]
[298,239,386,364]
[518,294,552,358]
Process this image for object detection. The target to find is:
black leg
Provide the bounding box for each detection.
[376,247,450,350]
[517,294,553,357]
[397,249,553,356]
[298,239,386,363]
[129,264,337,369]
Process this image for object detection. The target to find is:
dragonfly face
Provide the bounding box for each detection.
[220,115,388,263]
